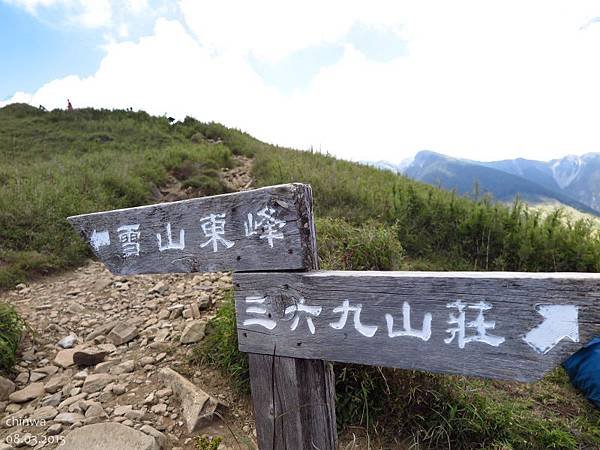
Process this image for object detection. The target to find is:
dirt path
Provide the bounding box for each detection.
[0,159,257,450]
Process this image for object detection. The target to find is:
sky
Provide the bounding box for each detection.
[1,1,600,163]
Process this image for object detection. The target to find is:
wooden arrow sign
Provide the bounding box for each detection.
[234,271,600,382]
[67,183,318,275]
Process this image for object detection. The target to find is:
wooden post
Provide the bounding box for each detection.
[246,183,337,450]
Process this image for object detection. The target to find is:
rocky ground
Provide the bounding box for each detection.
[0,157,257,449]
[0,264,256,449]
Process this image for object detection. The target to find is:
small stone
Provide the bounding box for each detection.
[180,320,206,344]
[5,403,21,414]
[73,347,108,367]
[190,302,201,319]
[154,329,170,342]
[113,404,133,416]
[108,323,139,346]
[125,409,144,420]
[157,309,169,320]
[112,384,127,395]
[68,303,85,314]
[54,412,85,424]
[143,393,155,405]
[28,371,47,382]
[158,367,224,433]
[8,382,45,403]
[182,308,192,319]
[41,391,62,407]
[15,371,29,385]
[95,360,118,373]
[140,424,168,448]
[150,403,167,414]
[111,360,134,375]
[30,405,58,421]
[156,388,172,399]
[54,348,78,368]
[82,373,114,394]
[138,357,154,367]
[57,392,87,410]
[149,281,168,295]
[84,402,106,419]
[47,423,62,435]
[58,334,77,349]
[0,376,15,401]
[45,373,70,394]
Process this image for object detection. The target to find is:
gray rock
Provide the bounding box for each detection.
[180,321,206,344]
[95,360,118,373]
[44,373,70,394]
[41,391,62,407]
[86,321,117,341]
[113,405,133,416]
[140,424,168,449]
[58,334,77,349]
[158,368,223,433]
[73,347,108,367]
[139,356,154,366]
[29,405,58,421]
[57,392,87,410]
[85,402,107,419]
[82,373,114,393]
[110,360,134,375]
[108,323,139,346]
[154,329,170,342]
[0,376,15,401]
[47,423,62,435]
[111,384,126,395]
[54,412,85,424]
[15,371,29,385]
[29,371,47,382]
[54,348,78,368]
[8,382,45,403]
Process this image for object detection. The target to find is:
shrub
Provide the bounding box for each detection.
[189,290,249,393]
[0,302,26,372]
[316,217,404,270]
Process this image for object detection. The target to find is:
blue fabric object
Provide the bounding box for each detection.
[563,337,600,409]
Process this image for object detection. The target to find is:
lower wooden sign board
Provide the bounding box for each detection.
[234,270,600,382]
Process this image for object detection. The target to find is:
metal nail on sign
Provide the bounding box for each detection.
[67,183,317,275]
[234,270,600,382]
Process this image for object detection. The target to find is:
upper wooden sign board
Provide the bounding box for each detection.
[68,183,317,275]
[234,271,600,382]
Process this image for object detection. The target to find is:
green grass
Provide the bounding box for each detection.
[0,302,27,373]
[0,104,238,288]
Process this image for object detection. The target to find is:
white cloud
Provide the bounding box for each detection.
[3,1,600,163]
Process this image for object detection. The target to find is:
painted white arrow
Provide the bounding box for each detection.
[523,304,579,354]
[90,229,110,251]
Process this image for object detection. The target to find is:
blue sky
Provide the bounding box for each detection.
[0,5,102,100]
[2,1,600,163]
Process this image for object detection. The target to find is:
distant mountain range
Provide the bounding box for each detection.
[364,151,600,215]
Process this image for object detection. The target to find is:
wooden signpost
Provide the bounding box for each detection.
[69,182,600,450]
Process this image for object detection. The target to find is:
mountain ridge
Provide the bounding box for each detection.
[368,151,600,215]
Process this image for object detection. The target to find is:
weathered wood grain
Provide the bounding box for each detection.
[247,183,337,449]
[67,183,317,275]
[235,271,600,382]
[248,354,337,450]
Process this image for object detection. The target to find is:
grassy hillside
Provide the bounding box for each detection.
[2,105,600,448]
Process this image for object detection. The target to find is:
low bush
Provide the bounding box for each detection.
[0,302,26,373]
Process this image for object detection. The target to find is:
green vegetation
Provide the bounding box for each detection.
[2,104,599,448]
[0,104,239,288]
[194,435,222,450]
[189,290,250,393]
[0,302,27,372]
